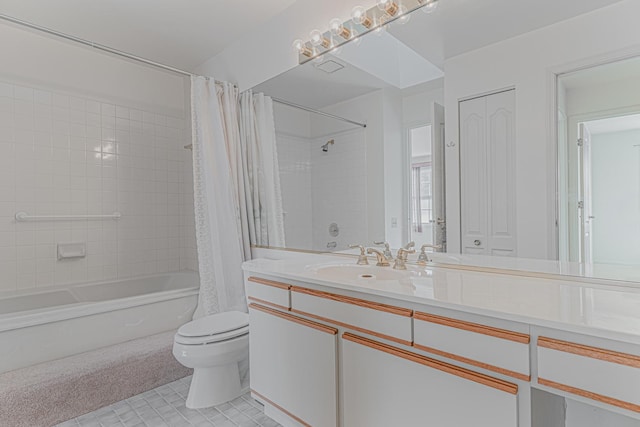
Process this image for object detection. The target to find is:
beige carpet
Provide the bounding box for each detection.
[0,330,192,427]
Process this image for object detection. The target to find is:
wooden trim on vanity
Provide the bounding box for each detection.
[414,311,530,344]
[291,286,413,317]
[290,308,413,347]
[343,332,519,395]
[247,276,291,290]
[538,337,640,368]
[249,303,337,335]
[412,343,530,382]
[538,378,640,413]
[247,296,290,312]
[251,389,312,427]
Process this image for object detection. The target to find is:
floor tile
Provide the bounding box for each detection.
[57,376,282,427]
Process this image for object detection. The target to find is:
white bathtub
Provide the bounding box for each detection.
[0,271,199,374]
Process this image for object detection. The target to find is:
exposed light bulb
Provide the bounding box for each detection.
[310,29,330,48]
[377,0,399,16]
[421,0,439,14]
[351,6,373,29]
[329,18,351,40]
[292,39,313,57]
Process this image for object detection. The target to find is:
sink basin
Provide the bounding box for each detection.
[309,265,414,281]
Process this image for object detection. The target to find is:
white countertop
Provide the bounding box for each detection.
[242,254,640,345]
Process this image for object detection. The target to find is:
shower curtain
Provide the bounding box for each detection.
[190,76,246,318]
[190,77,285,318]
[239,91,286,249]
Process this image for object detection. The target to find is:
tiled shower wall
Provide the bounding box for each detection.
[0,78,197,293]
[311,129,368,251]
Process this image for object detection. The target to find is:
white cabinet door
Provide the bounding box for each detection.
[249,304,338,427]
[460,89,516,256]
[343,333,519,427]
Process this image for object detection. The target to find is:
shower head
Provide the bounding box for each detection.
[321,139,335,152]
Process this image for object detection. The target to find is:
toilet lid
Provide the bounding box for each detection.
[177,311,249,338]
[174,325,249,345]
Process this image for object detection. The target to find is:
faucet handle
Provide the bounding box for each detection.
[397,247,416,260]
[349,244,369,265]
[373,241,393,259]
[403,241,416,250]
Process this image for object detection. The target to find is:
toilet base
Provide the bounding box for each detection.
[185,363,242,409]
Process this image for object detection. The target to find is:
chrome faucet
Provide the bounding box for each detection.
[349,245,369,265]
[393,247,415,270]
[373,241,393,260]
[367,248,391,267]
[417,244,443,265]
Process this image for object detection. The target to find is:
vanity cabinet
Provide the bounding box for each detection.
[248,303,338,427]
[244,271,640,426]
[290,286,413,346]
[413,310,530,381]
[342,332,519,427]
[536,334,640,414]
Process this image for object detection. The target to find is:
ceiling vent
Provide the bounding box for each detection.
[315,60,345,74]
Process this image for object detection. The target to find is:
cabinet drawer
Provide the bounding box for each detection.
[342,333,519,427]
[537,336,640,413]
[245,276,290,310]
[414,311,530,381]
[290,286,413,346]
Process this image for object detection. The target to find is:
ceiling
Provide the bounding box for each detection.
[0,0,297,71]
[0,0,625,78]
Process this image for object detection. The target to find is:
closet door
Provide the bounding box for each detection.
[460,90,516,256]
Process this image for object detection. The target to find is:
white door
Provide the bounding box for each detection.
[578,122,593,264]
[432,102,447,251]
[460,90,516,256]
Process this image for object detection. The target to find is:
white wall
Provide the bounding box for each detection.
[444,0,640,259]
[0,23,195,292]
[273,103,313,250]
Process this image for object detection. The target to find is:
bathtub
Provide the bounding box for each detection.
[0,271,199,374]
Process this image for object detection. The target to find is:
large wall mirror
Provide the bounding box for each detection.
[252,0,640,284]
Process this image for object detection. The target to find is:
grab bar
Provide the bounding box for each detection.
[15,211,122,222]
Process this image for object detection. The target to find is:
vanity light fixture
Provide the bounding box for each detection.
[329,18,352,40]
[294,0,441,64]
[292,39,313,57]
[310,29,331,49]
[351,6,374,29]
[377,0,400,16]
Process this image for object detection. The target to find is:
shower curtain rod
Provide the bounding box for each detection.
[0,13,231,86]
[271,97,367,128]
[1,14,366,129]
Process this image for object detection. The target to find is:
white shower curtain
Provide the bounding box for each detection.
[190,77,285,318]
[238,91,286,248]
[190,76,247,318]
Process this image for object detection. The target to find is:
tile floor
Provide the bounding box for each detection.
[56,376,281,427]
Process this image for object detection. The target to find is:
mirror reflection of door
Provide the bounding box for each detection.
[577,115,640,265]
[408,102,446,250]
[558,55,640,265]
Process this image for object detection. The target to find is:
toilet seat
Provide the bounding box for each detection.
[175,311,249,345]
[175,325,249,345]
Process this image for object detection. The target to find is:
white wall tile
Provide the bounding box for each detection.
[0,77,195,292]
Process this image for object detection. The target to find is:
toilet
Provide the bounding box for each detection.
[172,311,250,409]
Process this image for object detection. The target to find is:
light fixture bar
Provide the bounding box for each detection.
[296,0,440,64]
